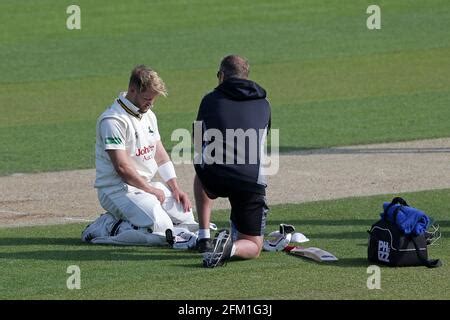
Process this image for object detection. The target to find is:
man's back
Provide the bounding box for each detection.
[194,55,271,267]
[195,77,271,193]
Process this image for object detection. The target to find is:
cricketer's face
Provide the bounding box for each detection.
[129,86,159,113]
[136,87,159,113]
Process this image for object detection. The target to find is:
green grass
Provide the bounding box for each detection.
[0,1,450,174]
[1,189,449,300]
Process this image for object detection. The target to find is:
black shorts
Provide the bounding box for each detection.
[196,168,269,236]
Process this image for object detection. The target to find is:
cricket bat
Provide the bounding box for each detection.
[283,245,338,262]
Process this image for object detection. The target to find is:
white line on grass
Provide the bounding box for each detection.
[0,209,30,216]
[63,217,94,222]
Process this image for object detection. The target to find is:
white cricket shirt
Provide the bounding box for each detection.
[94,92,161,189]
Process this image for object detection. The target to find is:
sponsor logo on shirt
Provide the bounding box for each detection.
[136,145,155,158]
[105,137,122,145]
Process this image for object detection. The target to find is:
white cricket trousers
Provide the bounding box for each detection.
[97,182,197,237]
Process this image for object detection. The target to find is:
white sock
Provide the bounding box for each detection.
[230,244,236,257]
[198,228,210,239]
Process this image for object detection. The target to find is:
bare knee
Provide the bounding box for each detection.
[234,234,263,260]
[247,247,261,259]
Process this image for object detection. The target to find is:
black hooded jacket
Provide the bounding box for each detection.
[194,78,271,194]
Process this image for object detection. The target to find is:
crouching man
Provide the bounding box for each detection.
[82,65,198,249]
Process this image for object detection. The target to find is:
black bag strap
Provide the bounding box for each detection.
[383,205,403,225]
[392,197,408,206]
[410,236,442,268]
[384,197,408,213]
[383,197,409,224]
[393,206,401,225]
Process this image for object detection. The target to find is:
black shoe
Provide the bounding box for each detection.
[165,229,175,246]
[197,238,213,253]
[202,229,233,268]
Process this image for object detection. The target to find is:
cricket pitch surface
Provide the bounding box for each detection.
[1,138,449,228]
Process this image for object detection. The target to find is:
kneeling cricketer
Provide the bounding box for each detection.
[81,65,203,250]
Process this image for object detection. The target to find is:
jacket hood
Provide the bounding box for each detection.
[216,78,267,101]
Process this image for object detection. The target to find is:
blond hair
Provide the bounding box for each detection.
[129,65,168,97]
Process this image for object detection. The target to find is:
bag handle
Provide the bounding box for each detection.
[383,197,409,223]
[391,197,408,206]
[385,197,408,212]
[410,236,442,268]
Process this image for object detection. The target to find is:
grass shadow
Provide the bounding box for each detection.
[333,258,372,268]
[0,248,199,262]
[0,237,86,247]
[171,262,204,269]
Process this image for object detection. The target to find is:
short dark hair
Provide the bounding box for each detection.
[218,55,249,80]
